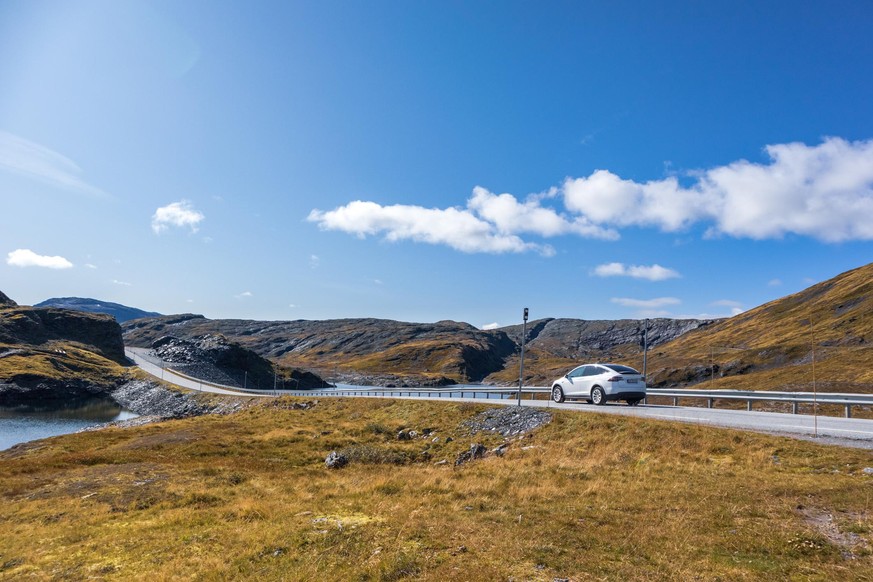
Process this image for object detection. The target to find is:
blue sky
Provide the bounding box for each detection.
[1,0,872,328]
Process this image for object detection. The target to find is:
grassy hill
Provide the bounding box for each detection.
[1,397,871,580]
[632,262,873,394]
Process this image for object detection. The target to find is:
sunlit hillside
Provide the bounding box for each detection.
[633,262,873,393]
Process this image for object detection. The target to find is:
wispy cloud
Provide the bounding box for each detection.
[0,131,106,197]
[112,279,132,286]
[151,200,205,234]
[767,278,782,287]
[310,255,320,269]
[482,322,500,330]
[84,263,98,269]
[712,299,744,316]
[6,249,73,269]
[592,262,680,281]
[611,297,681,309]
[234,291,253,299]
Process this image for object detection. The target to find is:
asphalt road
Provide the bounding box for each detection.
[125,347,272,397]
[126,347,873,449]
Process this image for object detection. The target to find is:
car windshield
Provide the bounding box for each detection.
[604,364,639,374]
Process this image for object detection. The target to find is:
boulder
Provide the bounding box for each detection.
[325,451,348,469]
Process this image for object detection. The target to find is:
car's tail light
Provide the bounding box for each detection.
[607,375,622,382]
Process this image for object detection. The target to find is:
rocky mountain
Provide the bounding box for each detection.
[634,262,873,392]
[0,292,129,404]
[123,313,712,385]
[35,297,161,323]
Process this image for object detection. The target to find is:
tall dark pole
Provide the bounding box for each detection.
[642,318,648,381]
[517,307,528,406]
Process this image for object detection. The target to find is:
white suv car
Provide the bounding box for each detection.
[551,363,646,406]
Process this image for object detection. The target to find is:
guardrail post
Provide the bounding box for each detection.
[792,401,798,414]
[845,404,852,419]
[746,400,752,411]
[672,396,678,406]
[707,398,713,409]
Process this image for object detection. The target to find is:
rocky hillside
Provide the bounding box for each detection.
[0,291,16,308]
[123,314,711,385]
[487,317,714,384]
[35,297,161,323]
[635,262,873,392]
[0,292,129,404]
[149,334,328,389]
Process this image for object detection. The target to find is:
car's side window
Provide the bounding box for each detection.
[582,366,598,376]
[568,366,585,378]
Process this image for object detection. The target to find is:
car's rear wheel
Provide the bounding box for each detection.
[551,385,565,403]
[591,386,605,405]
[627,398,642,406]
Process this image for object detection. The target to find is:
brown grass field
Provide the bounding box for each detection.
[2,397,873,581]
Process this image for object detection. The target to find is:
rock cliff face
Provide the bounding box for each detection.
[0,306,126,364]
[0,291,129,404]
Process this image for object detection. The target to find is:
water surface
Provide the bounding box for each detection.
[0,398,137,451]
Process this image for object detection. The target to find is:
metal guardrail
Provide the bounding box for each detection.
[644,388,873,418]
[277,386,872,418]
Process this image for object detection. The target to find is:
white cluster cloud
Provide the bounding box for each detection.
[309,138,873,254]
[0,131,105,197]
[235,291,253,299]
[6,249,73,269]
[565,137,873,241]
[308,199,553,255]
[593,262,680,281]
[151,200,204,234]
[481,322,500,330]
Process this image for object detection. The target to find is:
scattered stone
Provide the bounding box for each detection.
[397,429,413,441]
[445,437,454,444]
[455,443,487,466]
[325,451,348,469]
[422,428,434,435]
[434,460,448,466]
[863,467,873,475]
[492,443,510,457]
[461,407,552,437]
[432,437,440,443]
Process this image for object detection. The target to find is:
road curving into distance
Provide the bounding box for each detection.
[126,346,873,449]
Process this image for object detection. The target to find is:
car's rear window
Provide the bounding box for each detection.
[605,364,639,374]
